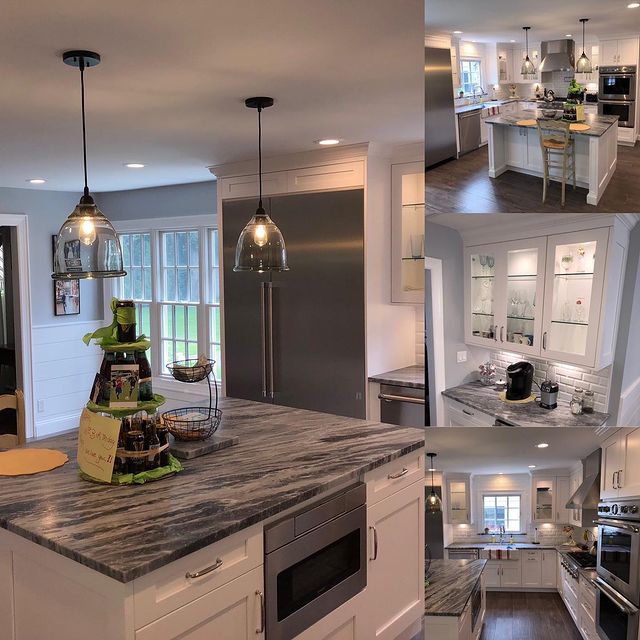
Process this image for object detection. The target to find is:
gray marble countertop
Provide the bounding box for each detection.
[442,381,609,426]
[557,548,598,582]
[425,559,487,616]
[447,542,558,550]
[369,365,425,389]
[455,98,520,114]
[484,109,618,137]
[0,397,424,583]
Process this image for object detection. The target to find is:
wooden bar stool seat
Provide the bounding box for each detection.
[0,390,26,448]
[537,118,576,206]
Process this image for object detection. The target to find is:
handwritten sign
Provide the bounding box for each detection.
[77,408,121,482]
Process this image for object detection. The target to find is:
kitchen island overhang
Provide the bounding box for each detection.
[485,110,619,206]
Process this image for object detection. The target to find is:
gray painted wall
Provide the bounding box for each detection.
[96,180,217,220]
[0,187,103,325]
[425,221,487,391]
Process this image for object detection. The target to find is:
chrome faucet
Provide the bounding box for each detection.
[499,525,505,543]
[473,85,485,103]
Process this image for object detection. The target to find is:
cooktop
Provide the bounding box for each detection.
[567,551,597,569]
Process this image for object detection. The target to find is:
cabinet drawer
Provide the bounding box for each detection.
[365,450,424,506]
[287,161,364,193]
[219,171,288,199]
[445,398,495,426]
[133,525,263,628]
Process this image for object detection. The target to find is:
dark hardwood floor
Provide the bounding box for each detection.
[426,143,640,213]
[480,592,582,640]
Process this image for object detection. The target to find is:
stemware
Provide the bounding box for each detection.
[487,255,495,274]
[479,255,487,276]
[561,253,573,272]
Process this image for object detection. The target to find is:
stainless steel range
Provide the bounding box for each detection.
[595,499,640,640]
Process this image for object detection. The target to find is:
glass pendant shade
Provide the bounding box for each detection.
[234,207,289,272]
[52,194,126,280]
[521,56,536,75]
[426,491,443,513]
[576,52,592,74]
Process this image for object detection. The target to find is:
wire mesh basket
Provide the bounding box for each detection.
[161,407,222,441]
[167,358,214,383]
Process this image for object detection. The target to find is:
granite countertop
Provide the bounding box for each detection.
[484,109,619,137]
[0,397,424,583]
[425,559,487,617]
[442,381,609,427]
[369,365,425,389]
[455,98,520,115]
[557,548,598,582]
[447,542,558,550]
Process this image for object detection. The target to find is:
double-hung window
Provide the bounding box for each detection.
[113,216,221,384]
[460,58,482,96]
[483,494,521,533]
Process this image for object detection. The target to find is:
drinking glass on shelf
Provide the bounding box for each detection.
[562,301,572,322]
[487,255,495,274]
[561,253,573,272]
[410,234,424,259]
[479,255,487,276]
[575,298,585,323]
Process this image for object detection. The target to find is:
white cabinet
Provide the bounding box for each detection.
[135,567,264,640]
[365,479,424,640]
[445,473,472,525]
[601,428,640,499]
[541,550,557,588]
[443,396,495,426]
[579,575,598,640]
[522,549,557,588]
[600,38,639,66]
[391,161,424,304]
[292,591,365,640]
[484,560,521,588]
[458,600,472,640]
[532,474,570,524]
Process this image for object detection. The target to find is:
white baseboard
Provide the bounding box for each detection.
[619,375,640,426]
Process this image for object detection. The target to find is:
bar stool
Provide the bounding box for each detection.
[0,390,25,448]
[536,119,576,206]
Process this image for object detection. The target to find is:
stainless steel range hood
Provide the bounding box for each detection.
[566,449,601,528]
[539,39,575,72]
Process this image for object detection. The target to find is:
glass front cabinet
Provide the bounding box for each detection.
[464,225,625,369]
[445,473,472,525]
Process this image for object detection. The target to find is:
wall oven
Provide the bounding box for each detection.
[264,483,367,640]
[596,499,640,640]
[599,66,637,101]
[599,100,636,129]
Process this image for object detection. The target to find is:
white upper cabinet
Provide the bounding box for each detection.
[601,428,640,500]
[445,473,472,525]
[600,38,639,66]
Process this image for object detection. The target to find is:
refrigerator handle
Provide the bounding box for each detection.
[260,282,268,399]
[267,282,275,399]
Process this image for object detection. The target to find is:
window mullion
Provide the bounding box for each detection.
[199,226,208,360]
[152,229,162,378]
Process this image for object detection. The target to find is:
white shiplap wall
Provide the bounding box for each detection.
[32,321,103,437]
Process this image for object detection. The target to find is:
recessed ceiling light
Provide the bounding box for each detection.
[628,2,639,8]
[498,472,504,475]
[536,443,549,449]
[124,163,146,168]
[428,467,436,472]
[27,178,46,184]
[529,465,537,468]
[453,31,463,34]
[316,139,341,146]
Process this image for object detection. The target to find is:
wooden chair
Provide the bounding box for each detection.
[0,390,26,448]
[536,118,576,206]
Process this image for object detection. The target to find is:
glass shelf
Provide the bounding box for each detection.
[472,312,494,316]
[402,256,425,261]
[508,274,537,278]
[402,202,426,208]
[507,315,534,321]
[551,320,589,326]
[554,272,595,277]
[472,275,495,279]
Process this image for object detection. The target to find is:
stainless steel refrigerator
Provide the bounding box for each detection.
[425,46,457,167]
[222,189,366,419]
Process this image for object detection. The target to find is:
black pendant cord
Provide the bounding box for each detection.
[79,58,89,198]
[257,105,263,210]
[582,20,586,55]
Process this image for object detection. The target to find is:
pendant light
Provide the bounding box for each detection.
[52,51,125,281]
[426,453,442,513]
[234,97,289,273]
[521,27,536,76]
[576,19,593,74]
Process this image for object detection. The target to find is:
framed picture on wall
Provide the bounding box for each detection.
[52,235,80,316]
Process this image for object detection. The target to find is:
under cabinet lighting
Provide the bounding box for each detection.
[316,139,341,146]
[27,178,46,184]
[628,3,639,8]
[453,30,463,34]
[529,465,537,468]
[124,163,146,168]
[566,34,573,37]
[536,443,549,449]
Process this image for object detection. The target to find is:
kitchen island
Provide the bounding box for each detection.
[442,381,609,427]
[424,559,487,640]
[0,397,425,640]
[485,109,619,205]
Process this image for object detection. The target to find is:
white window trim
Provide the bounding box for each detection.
[480,491,525,534]
[106,214,219,400]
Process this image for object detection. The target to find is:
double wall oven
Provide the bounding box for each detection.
[595,499,640,640]
[599,66,636,129]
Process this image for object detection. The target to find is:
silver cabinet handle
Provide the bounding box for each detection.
[255,590,265,634]
[542,331,548,350]
[500,325,504,342]
[388,467,409,480]
[493,325,498,342]
[378,393,425,405]
[185,557,223,579]
[370,525,378,561]
[462,408,474,416]
[618,469,624,488]
[594,519,640,533]
[613,471,619,490]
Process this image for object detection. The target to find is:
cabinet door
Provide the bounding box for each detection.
[601,435,622,500]
[459,601,473,640]
[526,129,544,174]
[465,244,505,349]
[522,551,542,587]
[541,228,610,368]
[446,474,471,525]
[556,476,571,524]
[444,398,495,426]
[532,476,555,523]
[366,481,424,640]
[292,591,364,640]
[500,237,547,357]
[483,562,501,588]
[500,562,522,588]
[617,38,639,65]
[619,428,640,499]
[600,41,619,66]
[541,550,557,588]
[505,127,527,168]
[135,567,264,640]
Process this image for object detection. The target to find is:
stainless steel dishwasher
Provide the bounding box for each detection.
[457,109,481,156]
[379,384,426,427]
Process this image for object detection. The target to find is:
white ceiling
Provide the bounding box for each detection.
[426,428,613,475]
[0,0,423,192]
[426,0,640,44]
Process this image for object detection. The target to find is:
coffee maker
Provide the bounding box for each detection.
[506,361,534,401]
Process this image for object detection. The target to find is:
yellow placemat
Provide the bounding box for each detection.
[570,123,591,132]
[499,391,537,405]
[516,119,537,126]
[0,449,69,476]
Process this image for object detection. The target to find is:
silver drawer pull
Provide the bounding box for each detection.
[185,557,223,579]
[388,467,409,480]
[370,525,379,561]
[255,590,265,634]
[462,409,474,416]
[378,393,425,405]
